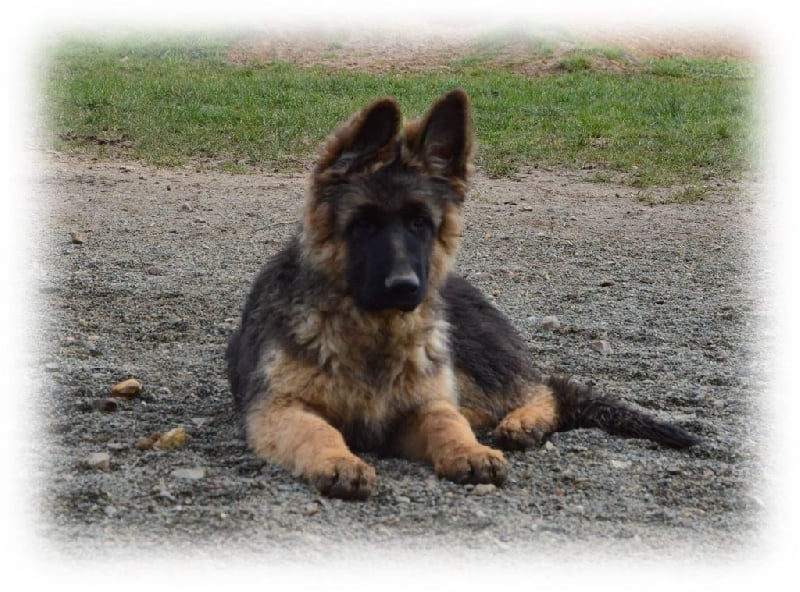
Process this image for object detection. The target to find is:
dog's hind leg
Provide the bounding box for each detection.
[493,383,560,450]
[490,376,700,450]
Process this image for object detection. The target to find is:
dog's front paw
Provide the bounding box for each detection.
[435,445,507,486]
[308,455,377,500]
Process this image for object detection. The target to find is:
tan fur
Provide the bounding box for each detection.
[494,384,560,449]
[458,406,497,430]
[258,326,456,429]
[244,300,463,496]
[456,368,545,426]
[392,400,507,484]
[245,398,377,499]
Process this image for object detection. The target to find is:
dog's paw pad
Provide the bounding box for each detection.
[310,456,377,500]
[436,445,507,486]
[494,404,558,450]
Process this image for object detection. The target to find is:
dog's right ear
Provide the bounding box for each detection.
[314,98,402,177]
[403,89,473,183]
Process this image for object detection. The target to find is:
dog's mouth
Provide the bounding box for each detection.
[357,294,424,314]
[389,297,423,313]
[353,286,426,314]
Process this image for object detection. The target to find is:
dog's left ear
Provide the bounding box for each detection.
[406,89,473,181]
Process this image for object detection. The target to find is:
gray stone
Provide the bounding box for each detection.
[541,315,560,331]
[590,339,613,355]
[171,467,207,480]
[472,483,497,496]
[85,452,110,471]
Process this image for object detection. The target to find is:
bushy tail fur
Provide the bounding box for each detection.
[546,375,700,449]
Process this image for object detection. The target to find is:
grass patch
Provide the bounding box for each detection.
[41,33,755,185]
[669,185,712,203]
[555,54,594,73]
[636,184,711,205]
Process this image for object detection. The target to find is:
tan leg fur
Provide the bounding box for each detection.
[246,400,376,500]
[393,400,507,485]
[494,383,560,450]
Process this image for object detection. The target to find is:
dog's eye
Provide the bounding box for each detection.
[407,216,429,232]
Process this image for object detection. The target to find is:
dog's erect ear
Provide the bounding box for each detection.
[315,98,402,176]
[407,89,473,180]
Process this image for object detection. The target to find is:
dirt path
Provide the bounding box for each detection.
[228,24,756,75]
[33,151,767,561]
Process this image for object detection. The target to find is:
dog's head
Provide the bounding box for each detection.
[302,89,473,313]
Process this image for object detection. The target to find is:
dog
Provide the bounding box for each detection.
[226,89,698,500]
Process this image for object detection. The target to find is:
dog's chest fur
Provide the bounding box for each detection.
[263,300,456,449]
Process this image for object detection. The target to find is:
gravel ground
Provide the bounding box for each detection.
[31,151,768,566]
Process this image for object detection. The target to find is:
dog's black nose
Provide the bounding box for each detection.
[385,272,420,297]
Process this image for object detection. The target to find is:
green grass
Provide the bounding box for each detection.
[41,34,756,185]
[555,54,594,73]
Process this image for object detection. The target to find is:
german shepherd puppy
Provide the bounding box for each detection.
[226,89,698,500]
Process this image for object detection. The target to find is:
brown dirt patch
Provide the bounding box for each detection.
[227,23,757,76]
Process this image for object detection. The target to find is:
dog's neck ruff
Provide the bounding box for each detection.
[291,291,449,381]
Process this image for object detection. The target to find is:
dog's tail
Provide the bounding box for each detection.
[546,375,700,448]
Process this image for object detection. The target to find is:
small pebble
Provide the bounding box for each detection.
[136,435,158,450]
[180,202,193,212]
[590,340,613,355]
[171,467,206,480]
[91,398,119,413]
[472,483,496,496]
[153,427,188,450]
[111,378,142,399]
[69,231,87,245]
[85,452,110,471]
[541,315,560,331]
[609,459,632,470]
[599,278,616,287]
